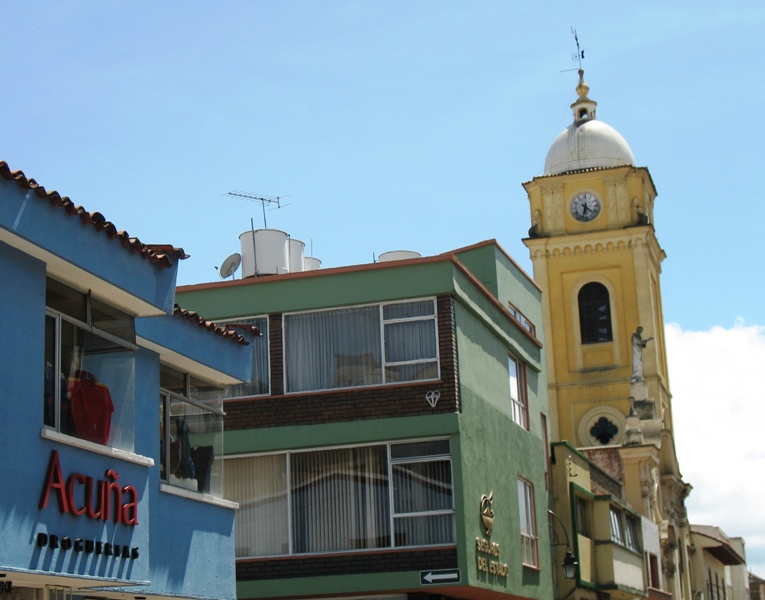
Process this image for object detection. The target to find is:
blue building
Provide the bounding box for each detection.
[0,161,254,600]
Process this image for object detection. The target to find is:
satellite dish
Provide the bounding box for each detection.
[219,253,241,279]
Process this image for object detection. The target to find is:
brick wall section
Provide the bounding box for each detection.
[582,447,625,499]
[236,546,458,581]
[224,296,460,430]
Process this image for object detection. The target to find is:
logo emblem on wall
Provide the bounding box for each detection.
[480,491,494,536]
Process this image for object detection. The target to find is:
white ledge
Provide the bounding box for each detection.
[40,428,154,467]
[160,483,239,509]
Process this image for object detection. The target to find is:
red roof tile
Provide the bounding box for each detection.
[0,160,188,269]
[173,304,261,346]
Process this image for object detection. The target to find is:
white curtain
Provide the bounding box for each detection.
[285,306,381,392]
[223,317,270,397]
[392,459,454,546]
[226,455,289,557]
[290,445,390,553]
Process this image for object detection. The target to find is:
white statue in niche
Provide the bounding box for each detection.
[631,326,654,383]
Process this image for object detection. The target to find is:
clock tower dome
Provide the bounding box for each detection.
[524,70,693,600]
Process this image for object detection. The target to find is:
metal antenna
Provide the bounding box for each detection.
[226,191,290,229]
[572,28,584,69]
[560,28,585,73]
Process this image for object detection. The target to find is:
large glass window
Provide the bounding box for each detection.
[284,299,438,393]
[44,278,136,451]
[509,356,528,429]
[220,316,270,397]
[225,439,455,557]
[518,478,538,568]
[160,364,225,496]
[578,282,613,344]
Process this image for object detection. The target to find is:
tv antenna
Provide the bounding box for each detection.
[226,191,290,228]
[560,28,585,73]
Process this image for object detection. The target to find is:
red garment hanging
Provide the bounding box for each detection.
[67,372,114,445]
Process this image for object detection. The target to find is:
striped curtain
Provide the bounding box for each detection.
[226,454,289,557]
[291,445,390,553]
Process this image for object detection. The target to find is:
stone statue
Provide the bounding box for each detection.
[633,197,648,225]
[528,209,543,238]
[631,326,654,383]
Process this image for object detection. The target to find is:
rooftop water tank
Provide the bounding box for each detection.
[239,229,290,277]
[378,250,421,262]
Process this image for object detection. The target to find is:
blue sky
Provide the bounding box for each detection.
[2,0,763,577]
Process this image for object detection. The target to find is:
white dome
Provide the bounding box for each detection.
[543,69,635,176]
[544,119,635,175]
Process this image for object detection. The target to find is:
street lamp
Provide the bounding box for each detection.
[548,510,579,580]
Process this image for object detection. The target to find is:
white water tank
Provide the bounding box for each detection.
[378,250,421,262]
[289,238,305,273]
[239,229,290,277]
[304,256,322,271]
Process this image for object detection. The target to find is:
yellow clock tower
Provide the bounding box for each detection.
[524,70,693,600]
[524,69,671,449]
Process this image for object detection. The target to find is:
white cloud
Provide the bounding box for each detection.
[665,321,765,578]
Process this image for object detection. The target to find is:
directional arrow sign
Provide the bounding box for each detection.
[420,569,461,585]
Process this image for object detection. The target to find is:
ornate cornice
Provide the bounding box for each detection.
[526,228,665,271]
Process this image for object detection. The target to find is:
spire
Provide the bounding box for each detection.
[571,69,597,124]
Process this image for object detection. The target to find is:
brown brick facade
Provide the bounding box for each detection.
[582,447,625,499]
[236,546,458,581]
[224,296,460,430]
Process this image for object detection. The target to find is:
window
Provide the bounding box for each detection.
[225,439,455,557]
[646,552,660,589]
[518,478,538,568]
[625,514,641,552]
[541,413,550,489]
[507,302,536,336]
[509,356,528,429]
[44,278,136,451]
[578,282,613,344]
[160,364,225,496]
[220,316,270,397]
[610,506,624,544]
[284,299,438,393]
[609,506,641,551]
[576,496,590,537]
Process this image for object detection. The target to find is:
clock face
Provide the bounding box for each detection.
[570,192,601,222]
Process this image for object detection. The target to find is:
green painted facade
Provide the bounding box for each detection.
[176,241,552,600]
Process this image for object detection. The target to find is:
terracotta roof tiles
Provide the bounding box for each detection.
[173,305,261,346]
[0,160,188,268]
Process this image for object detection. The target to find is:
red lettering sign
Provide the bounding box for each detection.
[39,450,139,526]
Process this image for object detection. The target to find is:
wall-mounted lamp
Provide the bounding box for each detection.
[548,509,579,580]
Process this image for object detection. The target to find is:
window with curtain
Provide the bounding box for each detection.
[518,477,538,567]
[220,316,270,397]
[224,439,455,557]
[284,299,438,393]
[578,282,613,344]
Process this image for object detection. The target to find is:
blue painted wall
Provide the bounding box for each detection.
[0,171,240,599]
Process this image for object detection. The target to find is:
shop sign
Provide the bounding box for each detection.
[38,450,139,525]
[476,491,508,577]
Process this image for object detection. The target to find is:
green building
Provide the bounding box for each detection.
[176,237,555,600]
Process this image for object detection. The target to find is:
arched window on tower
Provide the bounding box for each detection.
[578,282,613,344]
